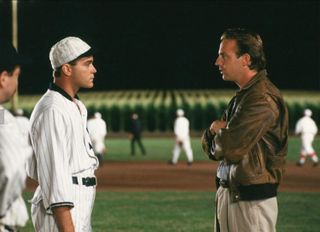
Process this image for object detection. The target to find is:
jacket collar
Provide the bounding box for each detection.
[49,83,79,101]
[238,69,267,92]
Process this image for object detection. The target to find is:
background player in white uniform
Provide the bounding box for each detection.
[14,109,32,149]
[295,109,319,166]
[27,37,98,232]
[14,109,30,137]
[87,112,107,166]
[169,109,193,165]
[0,39,31,232]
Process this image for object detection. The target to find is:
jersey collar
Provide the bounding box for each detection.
[49,83,79,101]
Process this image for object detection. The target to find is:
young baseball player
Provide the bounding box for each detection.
[27,37,98,232]
[0,39,31,231]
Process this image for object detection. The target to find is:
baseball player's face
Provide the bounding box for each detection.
[71,56,97,89]
[215,39,244,83]
[0,66,20,103]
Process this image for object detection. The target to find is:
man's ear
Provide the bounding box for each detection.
[0,70,8,88]
[241,53,252,67]
[61,64,72,77]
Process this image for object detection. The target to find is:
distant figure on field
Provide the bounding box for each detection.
[295,109,319,167]
[87,112,107,166]
[14,108,33,159]
[169,109,193,165]
[14,108,30,139]
[129,113,146,156]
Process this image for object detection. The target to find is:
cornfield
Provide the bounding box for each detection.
[10,89,320,132]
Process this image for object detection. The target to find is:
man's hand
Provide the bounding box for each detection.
[209,120,227,134]
[52,206,75,232]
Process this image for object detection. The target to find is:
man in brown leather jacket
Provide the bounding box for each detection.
[202,28,288,232]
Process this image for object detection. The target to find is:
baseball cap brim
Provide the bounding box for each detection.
[67,47,98,65]
[76,47,96,59]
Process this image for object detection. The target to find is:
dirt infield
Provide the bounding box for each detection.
[26,161,320,192]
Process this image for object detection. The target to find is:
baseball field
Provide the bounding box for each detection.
[22,136,320,232]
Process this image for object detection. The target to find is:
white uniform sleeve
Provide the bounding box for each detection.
[174,119,178,136]
[311,120,318,135]
[30,108,74,212]
[0,111,28,217]
[295,119,302,135]
[105,121,108,136]
[102,120,107,137]
[87,120,94,141]
[26,151,38,182]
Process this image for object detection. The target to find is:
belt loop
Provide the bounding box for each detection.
[72,176,78,185]
[82,177,97,186]
[72,176,96,187]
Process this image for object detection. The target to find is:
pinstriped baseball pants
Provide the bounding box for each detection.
[31,178,96,231]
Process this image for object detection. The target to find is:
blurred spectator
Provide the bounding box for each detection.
[87,112,107,166]
[168,109,193,165]
[129,113,146,156]
[295,109,319,167]
[0,39,31,231]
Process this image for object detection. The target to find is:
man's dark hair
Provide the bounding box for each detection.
[0,39,24,74]
[221,28,266,71]
[0,64,18,75]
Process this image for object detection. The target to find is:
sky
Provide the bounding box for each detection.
[1,0,319,94]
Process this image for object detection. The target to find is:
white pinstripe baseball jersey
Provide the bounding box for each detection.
[27,83,98,231]
[0,106,31,228]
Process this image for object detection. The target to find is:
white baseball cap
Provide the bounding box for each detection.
[94,112,102,118]
[49,36,91,69]
[15,108,24,116]
[304,109,312,117]
[177,109,184,117]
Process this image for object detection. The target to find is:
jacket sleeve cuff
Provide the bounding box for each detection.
[201,128,218,160]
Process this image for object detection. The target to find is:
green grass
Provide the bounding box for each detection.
[20,192,320,232]
[18,136,320,231]
[277,192,320,232]
[104,136,320,162]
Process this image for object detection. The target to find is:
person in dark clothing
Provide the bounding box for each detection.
[129,113,146,155]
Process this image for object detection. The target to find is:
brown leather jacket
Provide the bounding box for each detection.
[202,70,288,202]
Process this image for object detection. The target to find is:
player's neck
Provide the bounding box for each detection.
[53,79,78,99]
